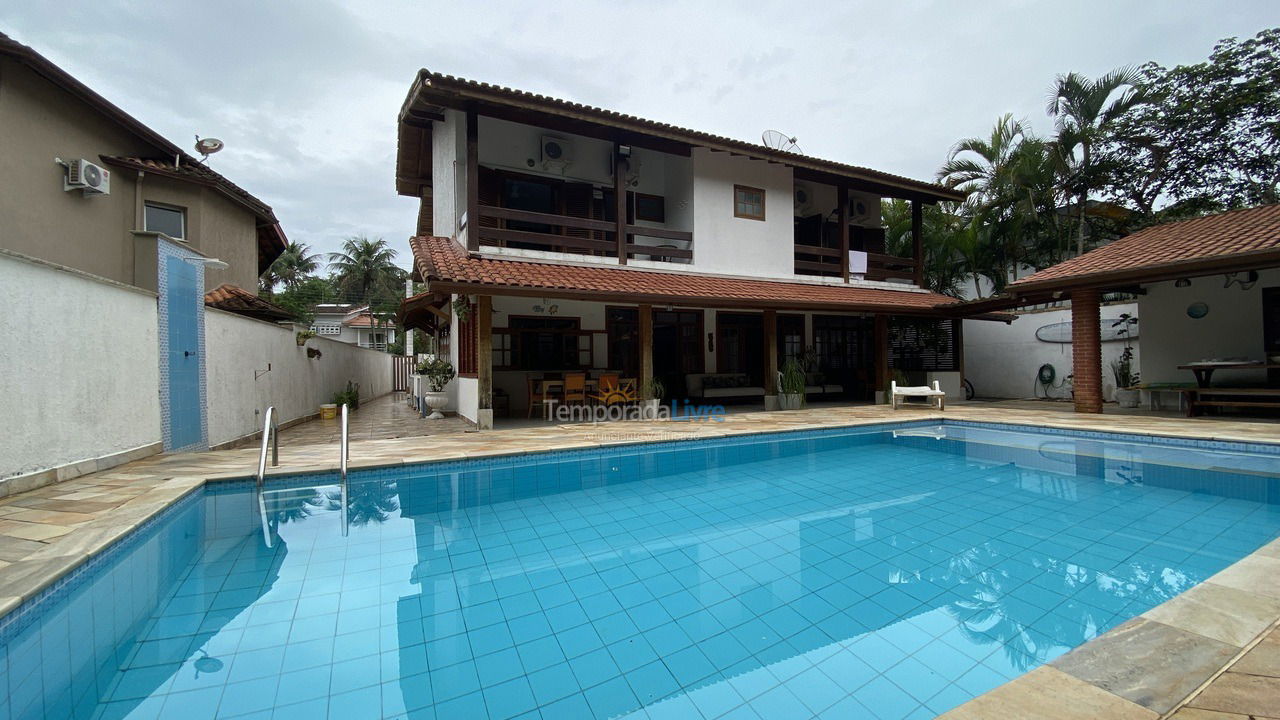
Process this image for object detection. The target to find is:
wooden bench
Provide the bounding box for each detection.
[1186,387,1280,417]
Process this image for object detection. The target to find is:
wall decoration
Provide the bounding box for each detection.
[1187,302,1210,319]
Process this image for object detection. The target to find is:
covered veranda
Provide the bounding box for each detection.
[401,236,990,429]
[950,205,1280,415]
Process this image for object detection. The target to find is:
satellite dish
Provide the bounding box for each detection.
[194,136,225,160]
[761,130,802,154]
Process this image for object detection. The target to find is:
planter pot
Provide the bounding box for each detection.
[641,398,662,419]
[423,391,449,420]
[1115,388,1140,408]
[778,393,804,411]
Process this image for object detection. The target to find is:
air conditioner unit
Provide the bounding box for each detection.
[793,183,815,215]
[63,158,111,195]
[848,196,875,225]
[540,135,572,173]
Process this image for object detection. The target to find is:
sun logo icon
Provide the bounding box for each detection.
[591,381,637,405]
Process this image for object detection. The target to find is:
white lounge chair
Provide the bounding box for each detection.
[890,380,945,411]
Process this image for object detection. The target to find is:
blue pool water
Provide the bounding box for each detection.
[3,421,1280,720]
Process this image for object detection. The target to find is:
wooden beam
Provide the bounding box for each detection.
[764,309,778,396]
[874,314,890,401]
[614,143,627,264]
[911,200,924,288]
[638,304,653,393]
[838,183,849,283]
[477,294,493,415]
[465,108,479,251]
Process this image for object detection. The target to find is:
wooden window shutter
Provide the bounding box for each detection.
[477,167,501,229]
[416,188,434,236]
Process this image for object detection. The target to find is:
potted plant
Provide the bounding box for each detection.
[1111,348,1140,408]
[296,329,317,346]
[778,358,807,410]
[417,358,455,419]
[640,377,665,419]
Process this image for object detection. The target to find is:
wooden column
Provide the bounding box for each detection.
[763,309,778,396]
[614,144,628,265]
[638,304,652,394]
[838,183,850,283]
[476,295,493,427]
[465,109,479,251]
[874,314,890,402]
[1071,289,1103,413]
[911,200,924,287]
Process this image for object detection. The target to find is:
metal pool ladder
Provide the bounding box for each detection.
[339,403,350,536]
[256,406,279,547]
[256,406,278,487]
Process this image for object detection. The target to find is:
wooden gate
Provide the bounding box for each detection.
[392,355,414,392]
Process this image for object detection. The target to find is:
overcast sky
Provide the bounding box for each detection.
[3,1,1275,269]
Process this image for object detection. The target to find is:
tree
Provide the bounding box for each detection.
[1099,28,1280,212]
[272,275,337,324]
[1046,68,1150,255]
[938,113,1031,212]
[327,235,402,305]
[267,242,321,292]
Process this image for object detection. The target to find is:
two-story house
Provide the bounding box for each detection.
[310,303,397,351]
[0,31,288,463]
[396,70,970,428]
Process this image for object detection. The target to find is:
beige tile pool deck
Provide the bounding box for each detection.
[1,395,1278,718]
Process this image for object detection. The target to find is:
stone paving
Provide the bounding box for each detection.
[0,395,1278,717]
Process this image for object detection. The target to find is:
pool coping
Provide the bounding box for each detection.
[1,409,1278,719]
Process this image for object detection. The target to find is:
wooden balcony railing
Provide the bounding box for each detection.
[794,245,916,282]
[476,205,692,263]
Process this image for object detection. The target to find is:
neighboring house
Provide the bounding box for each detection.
[956,205,1280,414]
[0,34,393,486]
[311,303,397,351]
[395,70,981,428]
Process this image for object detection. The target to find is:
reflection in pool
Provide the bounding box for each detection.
[2,422,1278,719]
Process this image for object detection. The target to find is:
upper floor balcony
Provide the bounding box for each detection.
[395,69,964,285]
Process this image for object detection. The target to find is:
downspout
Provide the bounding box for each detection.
[135,170,145,229]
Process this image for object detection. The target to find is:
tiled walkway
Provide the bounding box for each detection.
[0,396,1278,717]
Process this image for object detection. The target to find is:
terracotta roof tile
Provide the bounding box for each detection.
[205,284,294,322]
[402,70,965,203]
[1012,205,1280,290]
[408,236,960,313]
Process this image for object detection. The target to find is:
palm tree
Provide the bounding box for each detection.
[268,243,321,291]
[1046,68,1150,255]
[937,114,1030,210]
[327,235,400,305]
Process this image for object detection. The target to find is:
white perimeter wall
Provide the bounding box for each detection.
[1139,270,1279,385]
[964,302,1140,401]
[205,309,394,446]
[0,251,162,479]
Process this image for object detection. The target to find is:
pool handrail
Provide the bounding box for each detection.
[256,406,278,487]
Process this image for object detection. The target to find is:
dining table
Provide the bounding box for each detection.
[1177,361,1280,388]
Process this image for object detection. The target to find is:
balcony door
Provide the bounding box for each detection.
[813,315,874,401]
[716,313,764,383]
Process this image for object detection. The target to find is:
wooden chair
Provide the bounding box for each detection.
[527,378,549,418]
[564,373,587,405]
[597,373,620,404]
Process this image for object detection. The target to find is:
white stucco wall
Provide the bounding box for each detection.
[433,109,464,240]
[689,149,795,278]
[963,302,1140,401]
[0,251,162,479]
[204,309,394,446]
[1138,270,1279,385]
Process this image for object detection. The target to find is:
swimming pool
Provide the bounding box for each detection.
[3,421,1279,719]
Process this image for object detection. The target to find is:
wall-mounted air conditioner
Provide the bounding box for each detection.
[794,183,815,215]
[63,158,111,195]
[849,195,876,225]
[540,135,572,173]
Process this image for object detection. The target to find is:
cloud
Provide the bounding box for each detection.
[2,0,1275,269]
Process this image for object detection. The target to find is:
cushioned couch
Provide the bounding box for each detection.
[686,373,764,400]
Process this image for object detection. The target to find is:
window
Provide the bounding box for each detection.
[312,324,341,336]
[508,317,590,370]
[634,193,666,223]
[734,185,765,221]
[144,202,186,240]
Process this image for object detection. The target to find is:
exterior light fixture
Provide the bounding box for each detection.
[1175,278,1191,288]
[183,257,229,271]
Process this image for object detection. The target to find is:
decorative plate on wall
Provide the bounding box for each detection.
[1187,302,1210,319]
